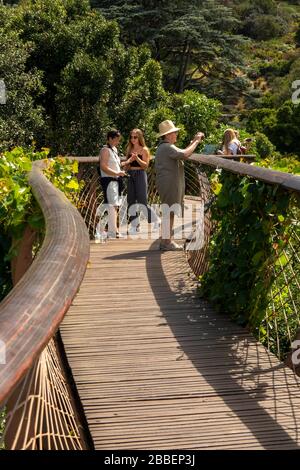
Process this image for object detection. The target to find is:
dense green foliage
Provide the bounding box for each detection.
[2,0,300,161]
[246,101,300,155]
[0,0,226,156]
[258,154,300,174]
[200,172,297,335]
[0,1,164,154]
[0,24,45,151]
[0,0,299,364]
[235,0,291,40]
[143,90,221,150]
[92,0,249,101]
[0,147,81,300]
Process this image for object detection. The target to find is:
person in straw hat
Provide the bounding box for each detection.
[155,120,204,251]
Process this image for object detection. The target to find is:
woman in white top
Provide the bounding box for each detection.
[99,129,126,238]
[222,128,242,156]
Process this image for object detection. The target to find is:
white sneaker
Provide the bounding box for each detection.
[107,231,125,239]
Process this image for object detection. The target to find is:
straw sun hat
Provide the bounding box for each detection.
[157,120,181,138]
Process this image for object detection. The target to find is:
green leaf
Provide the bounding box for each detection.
[217,192,229,208]
[72,160,79,174]
[252,251,264,266]
[275,253,289,267]
[27,212,45,230]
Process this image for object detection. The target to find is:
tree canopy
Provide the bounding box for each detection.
[0,0,220,155]
[92,0,250,101]
[1,0,300,160]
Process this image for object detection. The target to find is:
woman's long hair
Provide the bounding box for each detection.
[126,128,148,156]
[222,128,236,155]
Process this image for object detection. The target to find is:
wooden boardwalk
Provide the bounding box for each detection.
[60,232,300,449]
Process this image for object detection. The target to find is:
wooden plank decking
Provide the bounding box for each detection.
[60,231,300,450]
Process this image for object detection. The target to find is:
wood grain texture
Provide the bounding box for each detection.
[60,235,300,450]
[0,160,90,404]
[190,154,300,193]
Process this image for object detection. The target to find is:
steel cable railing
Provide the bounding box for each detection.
[0,159,90,449]
[187,155,300,369]
[1,153,299,450]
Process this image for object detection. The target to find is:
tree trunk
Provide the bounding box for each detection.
[175,40,191,94]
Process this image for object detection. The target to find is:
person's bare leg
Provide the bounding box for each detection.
[161,212,174,245]
[169,212,174,241]
[107,205,118,235]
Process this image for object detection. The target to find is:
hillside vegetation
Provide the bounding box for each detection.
[1,0,299,172]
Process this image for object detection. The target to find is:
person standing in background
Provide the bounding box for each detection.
[124,128,160,234]
[222,129,243,155]
[99,129,126,238]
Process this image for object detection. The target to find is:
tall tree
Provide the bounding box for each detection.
[92,0,250,101]
[4,0,170,154]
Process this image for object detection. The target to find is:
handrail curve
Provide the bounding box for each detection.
[0,160,90,405]
[190,154,300,193]
[1,154,298,446]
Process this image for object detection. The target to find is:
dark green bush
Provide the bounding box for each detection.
[242,14,289,40]
[200,173,293,328]
[254,131,276,159]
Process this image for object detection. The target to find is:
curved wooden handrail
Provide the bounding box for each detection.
[0,160,90,405]
[66,156,100,163]
[190,154,300,193]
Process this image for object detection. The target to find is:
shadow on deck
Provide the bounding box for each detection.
[60,237,300,450]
